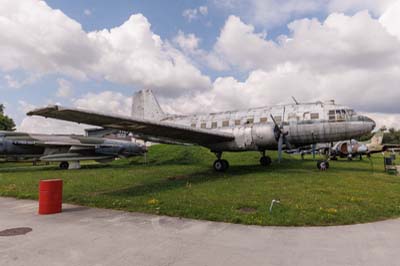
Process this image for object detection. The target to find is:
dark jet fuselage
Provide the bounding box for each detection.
[0,131,146,167]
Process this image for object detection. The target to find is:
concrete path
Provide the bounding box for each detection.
[0,197,399,266]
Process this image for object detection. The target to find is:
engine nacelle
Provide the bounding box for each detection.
[210,124,278,152]
[251,124,278,149]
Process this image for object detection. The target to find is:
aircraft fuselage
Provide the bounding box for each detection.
[162,101,375,152]
[0,131,146,163]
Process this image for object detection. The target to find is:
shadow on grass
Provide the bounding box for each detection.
[103,161,325,199]
[103,157,384,199]
[104,165,263,197]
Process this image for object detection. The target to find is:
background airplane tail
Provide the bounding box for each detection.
[370,130,384,145]
[131,89,165,121]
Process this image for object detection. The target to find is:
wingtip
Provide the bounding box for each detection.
[26,104,59,116]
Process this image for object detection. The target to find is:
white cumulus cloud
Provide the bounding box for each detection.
[182,6,208,22]
[0,0,211,96]
[56,78,73,98]
[213,0,397,28]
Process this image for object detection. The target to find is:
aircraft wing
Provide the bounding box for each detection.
[27,105,235,146]
[12,140,95,148]
[383,144,400,150]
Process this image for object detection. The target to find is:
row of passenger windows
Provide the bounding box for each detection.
[192,118,261,128]
[190,112,320,128]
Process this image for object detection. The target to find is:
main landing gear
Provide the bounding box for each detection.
[259,150,272,166]
[213,152,229,172]
[212,151,273,172]
[59,161,69,170]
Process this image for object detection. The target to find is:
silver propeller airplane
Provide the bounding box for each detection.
[28,89,376,171]
[0,131,146,169]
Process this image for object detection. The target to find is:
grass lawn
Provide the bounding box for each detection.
[0,144,399,226]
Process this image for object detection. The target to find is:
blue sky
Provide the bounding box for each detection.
[2,0,227,123]
[1,0,400,132]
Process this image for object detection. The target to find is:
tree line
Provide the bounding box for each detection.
[0,104,16,131]
[382,128,400,144]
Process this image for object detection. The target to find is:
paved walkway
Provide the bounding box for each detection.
[1,197,399,266]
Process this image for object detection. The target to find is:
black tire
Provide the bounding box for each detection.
[213,160,226,172]
[260,156,272,166]
[59,161,69,170]
[221,159,229,170]
[317,160,329,170]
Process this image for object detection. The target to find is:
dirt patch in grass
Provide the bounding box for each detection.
[238,207,257,214]
[167,175,189,181]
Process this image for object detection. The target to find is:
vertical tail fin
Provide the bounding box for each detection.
[131,89,165,121]
[370,130,384,145]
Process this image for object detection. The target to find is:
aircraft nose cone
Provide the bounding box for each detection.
[363,116,376,131]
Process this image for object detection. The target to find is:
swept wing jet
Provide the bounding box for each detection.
[0,131,146,169]
[329,131,400,160]
[28,89,376,171]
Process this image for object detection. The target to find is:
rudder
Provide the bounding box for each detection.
[370,130,384,145]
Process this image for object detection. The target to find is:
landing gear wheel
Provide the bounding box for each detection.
[260,156,272,166]
[221,159,229,170]
[213,159,229,172]
[317,160,329,170]
[59,161,69,170]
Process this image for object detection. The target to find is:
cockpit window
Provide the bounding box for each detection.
[336,110,346,121]
[346,109,356,116]
[329,109,351,121]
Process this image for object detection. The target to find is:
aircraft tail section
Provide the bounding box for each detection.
[370,130,384,145]
[131,89,165,121]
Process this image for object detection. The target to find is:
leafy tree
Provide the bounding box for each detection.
[383,128,400,144]
[0,104,16,131]
[356,132,374,142]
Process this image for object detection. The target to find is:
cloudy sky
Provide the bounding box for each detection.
[1,0,400,133]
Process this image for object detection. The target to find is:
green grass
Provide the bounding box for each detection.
[0,144,400,226]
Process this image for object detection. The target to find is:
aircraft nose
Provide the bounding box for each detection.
[362,116,376,131]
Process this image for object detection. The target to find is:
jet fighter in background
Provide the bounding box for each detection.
[0,131,146,169]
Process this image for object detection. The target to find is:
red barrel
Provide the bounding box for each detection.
[38,179,63,215]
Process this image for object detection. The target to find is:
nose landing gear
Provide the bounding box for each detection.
[317,160,330,170]
[59,161,69,170]
[259,150,272,166]
[213,152,229,172]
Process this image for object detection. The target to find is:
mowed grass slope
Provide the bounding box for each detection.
[1,144,400,226]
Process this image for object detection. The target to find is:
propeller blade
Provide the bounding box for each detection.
[312,143,316,160]
[284,136,292,150]
[278,135,283,163]
[270,114,279,128]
